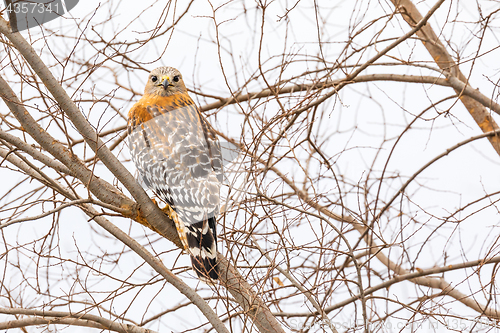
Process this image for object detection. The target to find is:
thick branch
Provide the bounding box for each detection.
[389,0,500,155]
[217,255,286,333]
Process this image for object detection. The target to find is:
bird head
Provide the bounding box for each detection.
[144,67,188,97]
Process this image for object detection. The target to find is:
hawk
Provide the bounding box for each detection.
[127,66,222,282]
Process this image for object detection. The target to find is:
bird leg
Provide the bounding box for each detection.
[151,198,190,252]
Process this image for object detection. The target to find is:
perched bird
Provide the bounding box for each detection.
[127,67,222,282]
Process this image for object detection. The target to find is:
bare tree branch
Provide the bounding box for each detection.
[389,0,500,155]
[0,307,158,333]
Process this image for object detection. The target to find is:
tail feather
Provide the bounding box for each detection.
[185,217,218,282]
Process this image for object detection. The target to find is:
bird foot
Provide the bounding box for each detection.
[151,198,190,252]
[161,204,177,221]
[151,198,177,220]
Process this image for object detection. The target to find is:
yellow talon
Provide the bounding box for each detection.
[161,204,177,220]
[152,199,190,252]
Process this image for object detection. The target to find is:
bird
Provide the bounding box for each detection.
[127,66,222,283]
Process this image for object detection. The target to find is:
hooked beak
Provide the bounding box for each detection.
[159,75,172,90]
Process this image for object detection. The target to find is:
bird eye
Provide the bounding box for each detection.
[151,75,158,82]
[173,75,180,82]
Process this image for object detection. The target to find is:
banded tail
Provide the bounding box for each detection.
[185,217,218,282]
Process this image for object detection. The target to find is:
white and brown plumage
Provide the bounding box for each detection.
[127,67,222,282]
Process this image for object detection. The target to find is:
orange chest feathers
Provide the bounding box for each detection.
[127,93,196,132]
